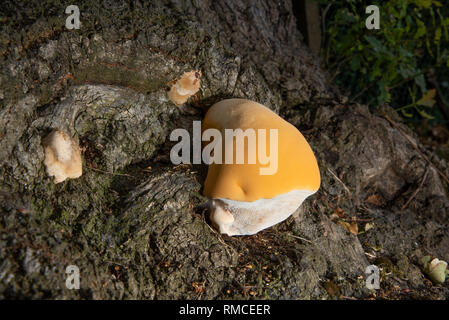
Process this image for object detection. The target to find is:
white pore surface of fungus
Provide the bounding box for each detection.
[42,130,82,183]
[167,70,201,106]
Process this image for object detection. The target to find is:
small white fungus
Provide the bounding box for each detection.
[42,130,83,183]
[167,70,201,106]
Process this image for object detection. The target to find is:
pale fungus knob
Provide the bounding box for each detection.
[42,130,83,184]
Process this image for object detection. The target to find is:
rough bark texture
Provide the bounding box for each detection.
[0,0,448,299]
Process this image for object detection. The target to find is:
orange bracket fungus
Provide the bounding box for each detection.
[167,70,201,106]
[42,130,83,184]
[202,99,320,236]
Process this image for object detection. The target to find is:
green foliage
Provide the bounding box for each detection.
[317,0,449,119]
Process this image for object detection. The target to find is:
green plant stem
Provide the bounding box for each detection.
[395,103,415,111]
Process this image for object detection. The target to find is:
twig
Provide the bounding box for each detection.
[286,233,313,244]
[353,218,374,222]
[329,56,351,82]
[383,115,449,186]
[401,168,429,211]
[392,276,407,284]
[327,168,351,195]
[87,166,135,178]
[350,81,377,103]
[202,213,233,256]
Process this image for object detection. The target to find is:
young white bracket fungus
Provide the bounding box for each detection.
[202,99,320,236]
[422,256,448,284]
[167,70,201,106]
[42,130,83,184]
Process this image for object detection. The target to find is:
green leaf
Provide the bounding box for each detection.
[378,81,391,103]
[415,19,427,38]
[415,0,433,8]
[415,19,427,39]
[416,107,435,119]
[442,18,449,27]
[364,35,395,59]
[406,15,412,32]
[371,61,382,80]
[401,108,413,118]
[435,27,442,43]
[415,74,427,93]
[398,65,414,78]
[364,35,385,53]
[350,55,361,71]
[399,47,414,59]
